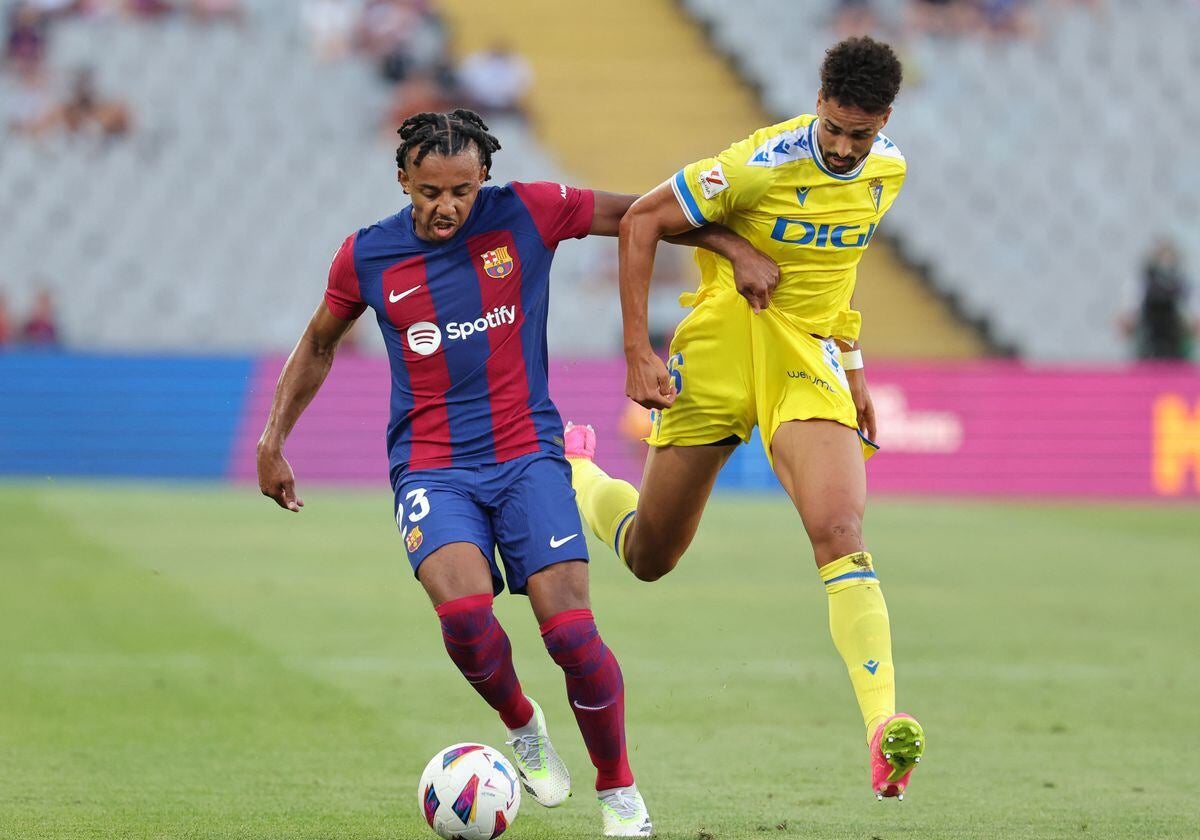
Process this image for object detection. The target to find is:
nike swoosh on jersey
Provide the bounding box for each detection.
[389,285,421,303]
[549,534,578,549]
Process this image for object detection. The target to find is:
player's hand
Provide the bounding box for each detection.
[257,446,305,512]
[730,245,780,314]
[624,346,676,411]
[846,368,877,443]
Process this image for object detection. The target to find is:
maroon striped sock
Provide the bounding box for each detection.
[437,594,533,730]
[541,609,634,790]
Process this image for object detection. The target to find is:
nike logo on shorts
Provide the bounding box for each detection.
[389,285,421,303]
[549,534,578,549]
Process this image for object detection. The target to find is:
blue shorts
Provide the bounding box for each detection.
[392,451,589,596]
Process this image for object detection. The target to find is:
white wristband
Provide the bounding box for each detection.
[841,349,864,370]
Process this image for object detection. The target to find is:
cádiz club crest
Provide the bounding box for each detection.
[868,178,883,212]
[481,246,514,279]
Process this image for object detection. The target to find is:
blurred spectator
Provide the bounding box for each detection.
[456,42,532,119]
[7,63,58,136]
[301,0,357,62]
[0,293,11,346]
[188,0,243,25]
[124,0,174,19]
[357,0,420,60]
[74,0,130,17]
[26,0,81,18]
[378,7,446,84]
[835,0,878,39]
[59,66,133,139]
[21,288,60,347]
[977,0,1036,37]
[5,1,50,72]
[907,0,1041,38]
[383,71,452,134]
[907,0,978,36]
[1121,239,1197,361]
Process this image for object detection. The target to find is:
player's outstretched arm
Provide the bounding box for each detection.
[835,337,876,442]
[257,302,355,512]
[615,182,779,410]
[592,187,778,311]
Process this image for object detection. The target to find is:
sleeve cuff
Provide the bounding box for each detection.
[324,291,365,321]
[670,169,708,228]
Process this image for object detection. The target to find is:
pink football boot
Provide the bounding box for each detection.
[870,713,925,800]
[563,422,596,460]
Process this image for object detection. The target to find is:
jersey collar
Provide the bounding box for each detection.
[809,120,869,181]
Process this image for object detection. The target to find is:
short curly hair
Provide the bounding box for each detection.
[819,36,902,114]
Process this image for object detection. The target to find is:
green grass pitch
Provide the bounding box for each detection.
[2,482,1196,839]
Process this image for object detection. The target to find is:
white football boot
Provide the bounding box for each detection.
[505,697,571,807]
[598,784,653,837]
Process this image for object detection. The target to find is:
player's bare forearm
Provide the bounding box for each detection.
[627,180,779,315]
[594,187,757,261]
[677,223,779,313]
[257,302,354,511]
[845,367,876,442]
[617,210,658,356]
[259,304,351,451]
[615,180,777,405]
[616,188,683,409]
[835,325,873,438]
[589,191,639,236]
[616,182,713,353]
[664,222,746,259]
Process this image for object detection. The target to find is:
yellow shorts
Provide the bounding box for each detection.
[648,288,873,464]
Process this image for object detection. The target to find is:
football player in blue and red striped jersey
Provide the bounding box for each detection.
[256,109,776,837]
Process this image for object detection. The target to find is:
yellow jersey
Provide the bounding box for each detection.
[671,114,905,341]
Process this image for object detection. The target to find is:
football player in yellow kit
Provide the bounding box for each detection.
[566,36,925,799]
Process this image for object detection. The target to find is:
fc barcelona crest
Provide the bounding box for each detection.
[406,525,424,554]
[868,178,884,212]
[481,246,514,279]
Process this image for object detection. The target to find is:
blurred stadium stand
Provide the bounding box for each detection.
[1,0,1197,362]
[438,0,764,195]
[682,0,1200,361]
[0,1,620,354]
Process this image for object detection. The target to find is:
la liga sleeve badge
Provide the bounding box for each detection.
[698,163,729,200]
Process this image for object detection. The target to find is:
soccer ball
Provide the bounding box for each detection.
[417,743,521,840]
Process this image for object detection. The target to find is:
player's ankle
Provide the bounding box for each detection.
[506,702,538,738]
[867,714,890,745]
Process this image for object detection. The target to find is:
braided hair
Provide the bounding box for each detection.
[395,109,502,178]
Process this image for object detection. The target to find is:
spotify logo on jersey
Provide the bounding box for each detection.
[406,321,443,356]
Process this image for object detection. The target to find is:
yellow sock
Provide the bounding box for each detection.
[819,551,896,744]
[567,457,639,568]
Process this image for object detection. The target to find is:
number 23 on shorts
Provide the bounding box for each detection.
[395,487,431,545]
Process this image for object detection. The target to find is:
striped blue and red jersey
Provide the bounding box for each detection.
[324,181,595,482]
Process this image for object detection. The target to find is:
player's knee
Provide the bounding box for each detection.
[629,559,672,582]
[808,517,864,559]
[625,531,688,582]
[437,596,504,676]
[627,546,682,582]
[540,610,603,675]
